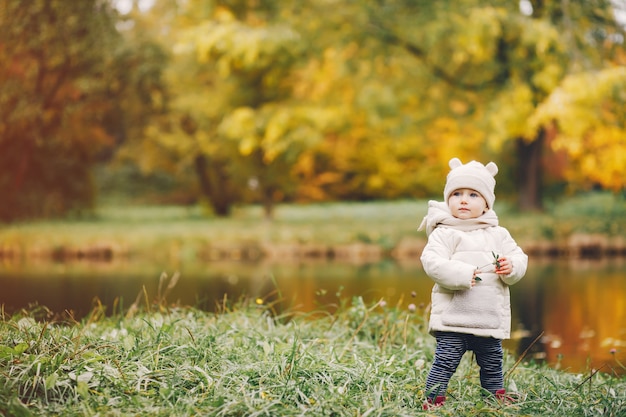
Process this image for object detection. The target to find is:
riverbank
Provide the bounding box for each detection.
[1,299,625,416]
[1,232,625,264]
[1,194,625,263]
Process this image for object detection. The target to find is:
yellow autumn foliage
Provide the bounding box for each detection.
[121,0,626,215]
[486,83,535,149]
[530,67,626,190]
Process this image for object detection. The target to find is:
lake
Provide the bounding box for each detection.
[1,256,625,375]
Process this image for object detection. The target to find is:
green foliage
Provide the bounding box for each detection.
[1,300,624,416]
[500,191,626,242]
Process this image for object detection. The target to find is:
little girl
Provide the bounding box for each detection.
[418,158,528,408]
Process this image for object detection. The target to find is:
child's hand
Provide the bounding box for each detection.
[494,256,512,275]
[471,269,479,287]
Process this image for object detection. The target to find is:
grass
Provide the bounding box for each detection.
[1,192,625,261]
[1,192,626,415]
[1,295,625,417]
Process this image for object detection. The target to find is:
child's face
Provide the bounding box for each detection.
[448,188,488,219]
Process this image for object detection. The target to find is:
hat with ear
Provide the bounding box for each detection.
[443,158,499,209]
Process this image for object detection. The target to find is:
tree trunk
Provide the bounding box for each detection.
[194,154,233,217]
[261,185,277,220]
[515,131,544,211]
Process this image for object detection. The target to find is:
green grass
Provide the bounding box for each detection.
[0,201,416,257]
[2,193,625,415]
[1,297,625,416]
[1,192,625,261]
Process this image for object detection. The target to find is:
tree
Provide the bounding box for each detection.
[365,0,626,209]
[123,0,347,217]
[530,67,626,192]
[526,1,626,194]
[0,0,123,221]
[513,0,626,206]
[115,0,626,213]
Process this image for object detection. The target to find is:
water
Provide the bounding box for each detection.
[1,257,625,374]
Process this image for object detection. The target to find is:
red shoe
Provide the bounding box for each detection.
[495,389,516,404]
[422,395,446,410]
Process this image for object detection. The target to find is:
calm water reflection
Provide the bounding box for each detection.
[1,257,625,374]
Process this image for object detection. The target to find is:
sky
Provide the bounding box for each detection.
[112,0,626,33]
[113,0,155,15]
[613,0,626,27]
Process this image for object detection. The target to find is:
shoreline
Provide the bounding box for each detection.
[1,233,625,263]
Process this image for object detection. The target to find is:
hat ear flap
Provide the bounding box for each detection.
[485,162,498,176]
[449,158,462,170]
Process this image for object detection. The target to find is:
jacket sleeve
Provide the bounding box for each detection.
[420,228,476,291]
[498,227,528,286]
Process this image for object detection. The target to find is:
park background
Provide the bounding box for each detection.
[1,0,626,381]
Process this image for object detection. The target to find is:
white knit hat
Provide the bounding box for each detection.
[443,158,499,209]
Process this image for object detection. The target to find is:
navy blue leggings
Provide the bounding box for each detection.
[425,331,503,399]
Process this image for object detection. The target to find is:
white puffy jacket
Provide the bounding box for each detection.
[419,202,528,339]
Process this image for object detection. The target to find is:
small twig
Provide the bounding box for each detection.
[143,285,151,314]
[185,326,196,345]
[111,358,128,384]
[572,364,606,392]
[506,331,545,378]
[476,263,494,271]
[36,321,50,347]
